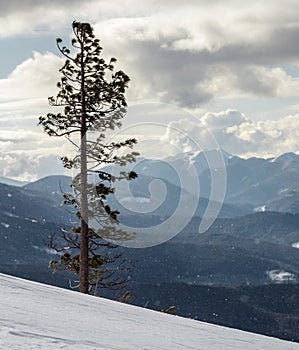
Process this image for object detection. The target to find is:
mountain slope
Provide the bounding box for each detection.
[0,273,298,350]
[0,182,69,224]
[22,175,71,197]
[0,176,28,187]
[0,181,74,288]
[265,191,299,214]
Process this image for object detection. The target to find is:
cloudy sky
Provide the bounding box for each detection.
[1,0,299,180]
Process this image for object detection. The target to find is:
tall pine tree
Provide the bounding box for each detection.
[39,21,138,294]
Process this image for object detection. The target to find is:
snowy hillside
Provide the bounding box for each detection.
[0,274,298,350]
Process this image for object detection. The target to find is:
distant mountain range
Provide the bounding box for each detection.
[0,169,298,287]
[132,151,299,213]
[3,150,298,215]
[1,153,299,342]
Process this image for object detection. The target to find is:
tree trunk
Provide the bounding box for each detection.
[80,131,89,293]
[79,39,89,294]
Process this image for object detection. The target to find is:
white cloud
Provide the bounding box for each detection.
[198,65,299,99]
[0,51,72,181]
[164,109,299,158]
[0,127,71,181]
[0,52,64,141]
[0,51,62,103]
[0,151,67,181]
[3,1,299,106]
[88,2,299,106]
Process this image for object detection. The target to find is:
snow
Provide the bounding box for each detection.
[1,222,10,228]
[121,196,150,204]
[279,188,289,195]
[292,242,299,249]
[2,211,19,218]
[254,205,266,212]
[0,274,298,350]
[32,245,62,255]
[266,270,297,283]
[24,217,38,223]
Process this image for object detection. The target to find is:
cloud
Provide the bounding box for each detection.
[2,1,299,107]
[89,2,299,106]
[0,0,83,15]
[0,126,69,178]
[0,51,72,181]
[164,109,299,157]
[0,0,85,37]
[0,151,67,181]
[0,51,63,135]
[0,51,61,101]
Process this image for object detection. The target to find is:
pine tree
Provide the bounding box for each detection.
[39,21,138,294]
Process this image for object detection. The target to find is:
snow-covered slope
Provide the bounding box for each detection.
[0,274,298,350]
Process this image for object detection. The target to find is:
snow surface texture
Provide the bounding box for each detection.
[0,274,298,350]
